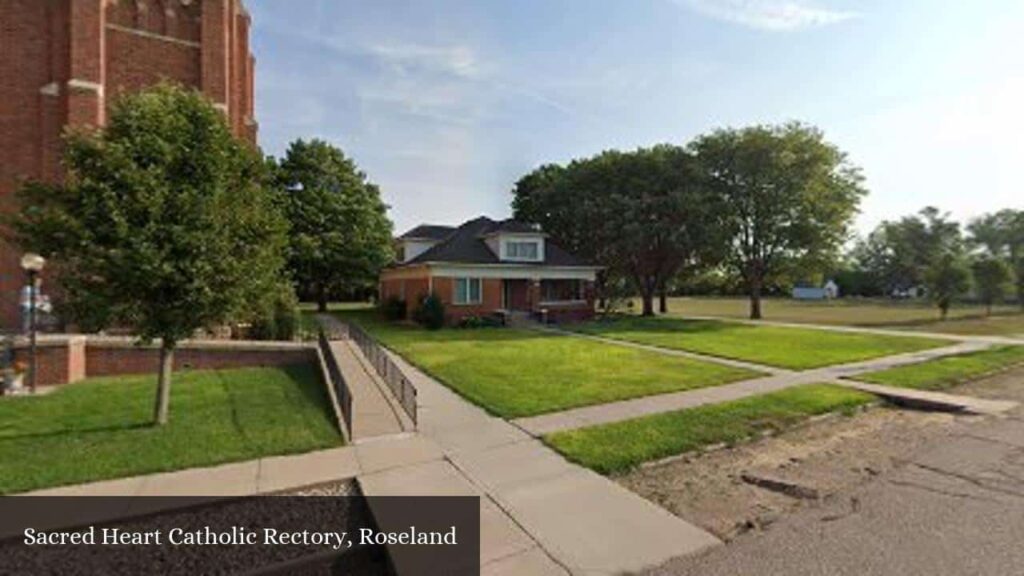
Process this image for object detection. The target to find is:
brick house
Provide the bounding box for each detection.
[381,217,601,324]
[0,0,256,329]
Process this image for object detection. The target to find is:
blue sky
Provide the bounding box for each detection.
[249,0,1023,236]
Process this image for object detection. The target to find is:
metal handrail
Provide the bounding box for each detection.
[346,323,418,427]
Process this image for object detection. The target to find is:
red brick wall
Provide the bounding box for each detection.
[105,27,202,100]
[431,277,503,323]
[379,275,430,317]
[85,343,315,379]
[10,337,314,387]
[11,337,86,387]
[0,0,256,330]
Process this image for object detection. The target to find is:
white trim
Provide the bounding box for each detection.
[39,82,60,96]
[479,231,549,239]
[67,79,104,97]
[105,23,202,48]
[428,263,598,281]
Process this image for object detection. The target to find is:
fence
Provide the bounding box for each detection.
[318,329,353,439]
[346,322,418,427]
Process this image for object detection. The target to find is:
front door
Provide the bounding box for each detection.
[502,280,529,311]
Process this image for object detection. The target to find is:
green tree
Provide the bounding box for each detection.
[691,123,866,319]
[857,207,963,296]
[13,85,287,424]
[971,256,1011,315]
[926,253,971,319]
[275,139,393,311]
[968,209,1024,309]
[512,162,620,308]
[513,146,723,316]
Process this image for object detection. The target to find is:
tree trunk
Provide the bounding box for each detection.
[316,283,328,313]
[986,302,992,316]
[641,293,655,316]
[638,275,656,316]
[939,299,950,320]
[658,286,668,314]
[749,278,763,320]
[154,343,174,426]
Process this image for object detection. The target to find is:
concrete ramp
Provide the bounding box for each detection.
[836,380,1019,415]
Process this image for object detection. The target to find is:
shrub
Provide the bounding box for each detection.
[457,315,503,329]
[380,296,407,321]
[250,285,300,341]
[413,294,446,330]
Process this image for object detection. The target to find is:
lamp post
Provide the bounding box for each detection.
[20,253,45,394]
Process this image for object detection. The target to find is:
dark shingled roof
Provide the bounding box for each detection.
[402,216,590,267]
[399,224,456,240]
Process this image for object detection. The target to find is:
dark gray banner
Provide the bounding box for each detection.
[0,495,480,576]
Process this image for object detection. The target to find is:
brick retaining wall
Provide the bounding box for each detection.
[11,336,315,387]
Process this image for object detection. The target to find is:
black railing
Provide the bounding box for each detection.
[318,329,353,439]
[346,323,418,427]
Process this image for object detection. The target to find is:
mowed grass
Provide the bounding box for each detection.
[0,365,342,494]
[336,310,759,419]
[661,297,1024,337]
[545,384,875,475]
[573,315,948,370]
[856,346,1024,391]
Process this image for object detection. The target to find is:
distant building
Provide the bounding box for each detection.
[793,279,840,301]
[0,0,257,328]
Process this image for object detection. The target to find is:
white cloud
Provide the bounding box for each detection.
[368,43,482,79]
[681,0,857,31]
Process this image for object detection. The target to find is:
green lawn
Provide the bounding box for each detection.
[0,365,342,494]
[545,384,875,475]
[856,346,1024,391]
[336,310,760,419]
[660,296,1024,337]
[573,316,949,370]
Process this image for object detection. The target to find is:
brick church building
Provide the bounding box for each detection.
[0,0,257,328]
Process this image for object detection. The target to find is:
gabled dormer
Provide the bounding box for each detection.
[480,220,547,263]
[397,225,455,263]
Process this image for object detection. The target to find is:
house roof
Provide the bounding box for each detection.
[399,224,456,240]
[400,216,590,267]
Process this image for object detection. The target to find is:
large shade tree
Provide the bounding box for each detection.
[275,139,393,311]
[513,146,722,316]
[691,123,866,319]
[13,85,288,424]
[968,209,1024,309]
[858,207,963,298]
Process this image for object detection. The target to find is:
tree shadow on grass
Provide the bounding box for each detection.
[0,422,153,443]
[579,314,738,336]
[284,362,341,432]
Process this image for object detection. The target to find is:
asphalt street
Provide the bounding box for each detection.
[647,412,1024,576]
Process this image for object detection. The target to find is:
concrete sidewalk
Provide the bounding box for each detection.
[681,313,1024,345]
[25,445,361,497]
[514,339,996,436]
[359,348,722,576]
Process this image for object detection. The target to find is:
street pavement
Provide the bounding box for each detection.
[646,411,1024,576]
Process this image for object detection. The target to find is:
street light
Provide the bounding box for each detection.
[20,253,45,394]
